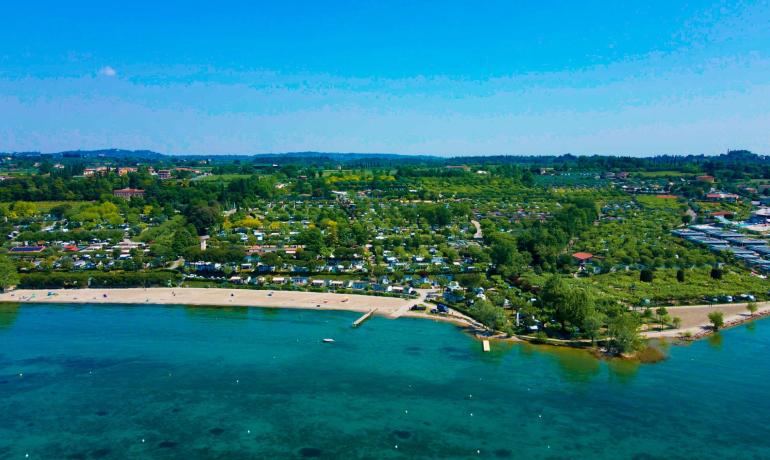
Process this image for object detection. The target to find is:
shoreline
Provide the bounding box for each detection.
[0,287,479,329]
[5,288,767,350]
[641,301,770,340]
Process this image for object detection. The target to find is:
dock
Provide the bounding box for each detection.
[352,309,376,328]
[482,340,490,352]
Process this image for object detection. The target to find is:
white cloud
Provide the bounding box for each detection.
[99,66,117,77]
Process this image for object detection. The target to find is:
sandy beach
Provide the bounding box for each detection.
[643,301,770,338]
[6,287,764,340]
[0,287,478,327]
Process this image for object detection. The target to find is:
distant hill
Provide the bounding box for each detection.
[4,148,766,166]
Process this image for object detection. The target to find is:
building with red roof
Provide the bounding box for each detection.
[572,252,594,262]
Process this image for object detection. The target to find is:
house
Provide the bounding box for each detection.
[186,261,221,272]
[113,188,145,199]
[371,283,392,293]
[10,245,46,254]
[83,167,109,177]
[706,192,740,202]
[117,167,138,176]
[157,169,172,179]
[444,289,465,303]
[311,279,326,287]
[710,211,734,219]
[697,175,715,183]
[349,281,369,291]
[271,276,287,284]
[572,252,594,264]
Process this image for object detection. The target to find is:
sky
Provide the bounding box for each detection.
[1,0,769,156]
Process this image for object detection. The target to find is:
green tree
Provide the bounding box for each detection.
[582,312,605,346]
[710,267,723,280]
[655,306,668,330]
[708,311,724,331]
[184,203,222,235]
[746,302,758,317]
[672,316,682,330]
[540,276,593,332]
[0,255,20,291]
[676,269,685,283]
[607,313,642,354]
[640,269,654,283]
[469,300,506,331]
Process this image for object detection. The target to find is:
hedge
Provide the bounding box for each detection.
[19,271,181,289]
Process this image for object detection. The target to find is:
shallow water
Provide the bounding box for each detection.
[2,303,770,459]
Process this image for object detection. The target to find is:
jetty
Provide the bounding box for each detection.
[352,309,376,328]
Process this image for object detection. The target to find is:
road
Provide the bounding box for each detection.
[471,220,483,239]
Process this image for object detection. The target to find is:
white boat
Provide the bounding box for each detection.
[322,338,335,343]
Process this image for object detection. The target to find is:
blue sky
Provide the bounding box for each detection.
[1,0,769,156]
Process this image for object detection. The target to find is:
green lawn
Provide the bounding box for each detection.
[193,173,254,182]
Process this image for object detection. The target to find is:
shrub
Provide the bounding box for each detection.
[531,331,549,344]
[708,311,724,331]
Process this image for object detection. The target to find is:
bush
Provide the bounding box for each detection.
[531,331,549,344]
[640,269,654,283]
[708,311,724,331]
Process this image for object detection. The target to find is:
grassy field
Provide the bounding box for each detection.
[0,200,93,212]
[520,267,768,306]
[635,195,686,211]
[193,173,253,182]
[579,267,768,305]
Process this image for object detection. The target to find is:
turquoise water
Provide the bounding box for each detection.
[2,304,770,459]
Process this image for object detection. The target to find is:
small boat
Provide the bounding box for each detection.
[322,338,335,343]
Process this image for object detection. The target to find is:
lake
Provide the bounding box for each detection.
[2,303,770,459]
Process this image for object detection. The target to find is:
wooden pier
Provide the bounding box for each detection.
[352,309,376,328]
